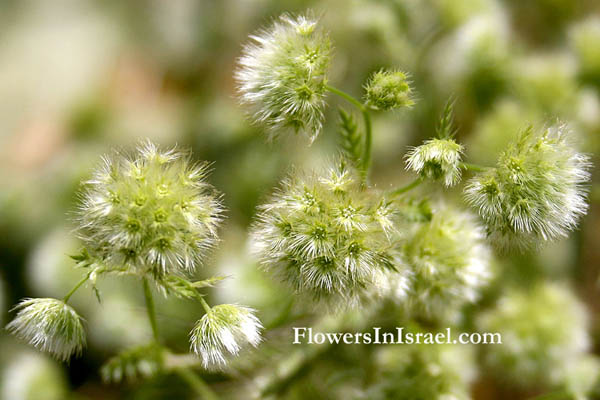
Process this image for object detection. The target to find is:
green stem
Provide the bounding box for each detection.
[199,296,212,314]
[388,178,423,197]
[175,368,220,400]
[326,84,373,181]
[63,274,90,303]
[460,162,487,172]
[143,277,160,342]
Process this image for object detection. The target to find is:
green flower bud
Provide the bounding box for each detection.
[477,283,591,390]
[403,206,491,321]
[7,298,86,362]
[236,13,331,141]
[251,162,403,307]
[364,70,414,111]
[190,304,262,369]
[464,125,591,249]
[405,138,464,186]
[76,141,223,277]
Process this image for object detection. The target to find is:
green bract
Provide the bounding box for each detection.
[190,304,262,369]
[251,162,404,306]
[76,141,223,278]
[464,125,591,249]
[364,70,414,111]
[236,14,331,141]
[7,298,86,362]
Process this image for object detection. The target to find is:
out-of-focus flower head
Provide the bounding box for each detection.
[403,205,491,321]
[570,17,600,87]
[370,341,475,400]
[477,283,592,391]
[236,13,331,142]
[364,70,414,111]
[76,140,223,278]
[190,304,262,369]
[251,161,404,307]
[7,298,86,362]
[465,125,591,250]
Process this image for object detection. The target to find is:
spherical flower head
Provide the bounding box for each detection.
[76,141,223,278]
[251,162,402,307]
[464,125,591,249]
[403,206,491,321]
[364,70,414,111]
[477,283,590,388]
[236,13,331,142]
[6,298,86,362]
[190,304,262,369]
[405,138,463,186]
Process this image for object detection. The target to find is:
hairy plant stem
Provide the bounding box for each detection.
[174,367,220,400]
[63,274,90,303]
[460,162,488,172]
[142,277,160,342]
[326,85,373,182]
[389,178,423,197]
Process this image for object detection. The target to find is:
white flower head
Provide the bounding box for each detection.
[6,298,86,362]
[190,304,263,369]
[406,138,464,186]
[236,13,331,141]
[403,205,491,320]
[251,161,404,308]
[76,140,223,277]
[464,124,591,249]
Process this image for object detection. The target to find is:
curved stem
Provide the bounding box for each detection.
[460,162,487,173]
[63,274,90,303]
[199,296,212,314]
[174,368,220,400]
[388,178,423,197]
[143,277,160,342]
[325,84,373,182]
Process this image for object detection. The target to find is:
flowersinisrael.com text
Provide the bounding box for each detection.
[292,327,502,345]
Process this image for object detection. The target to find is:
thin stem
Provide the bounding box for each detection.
[460,162,487,172]
[143,277,160,342]
[325,84,373,182]
[63,274,90,303]
[388,178,423,197]
[199,296,212,314]
[174,368,220,400]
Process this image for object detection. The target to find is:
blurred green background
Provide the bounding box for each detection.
[0,0,599,399]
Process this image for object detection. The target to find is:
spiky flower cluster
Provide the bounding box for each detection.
[464,125,591,249]
[251,163,402,306]
[236,14,331,141]
[364,70,414,111]
[405,138,464,186]
[6,298,86,362]
[371,342,474,400]
[403,206,491,320]
[190,304,262,369]
[477,283,592,390]
[76,141,222,278]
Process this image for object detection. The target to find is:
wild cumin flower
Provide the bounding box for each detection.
[403,206,491,320]
[405,138,464,186]
[373,342,475,400]
[76,141,223,277]
[190,304,262,369]
[7,298,86,362]
[364,70,414,111]
[251,162,401,306]
[236,13,331,141]
[464,125,591,249]
[478,283,591,389]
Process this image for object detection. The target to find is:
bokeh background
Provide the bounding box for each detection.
[0,0,599,399]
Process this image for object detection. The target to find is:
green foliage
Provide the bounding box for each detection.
[338,108,363,170]
[101,343,164,383]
